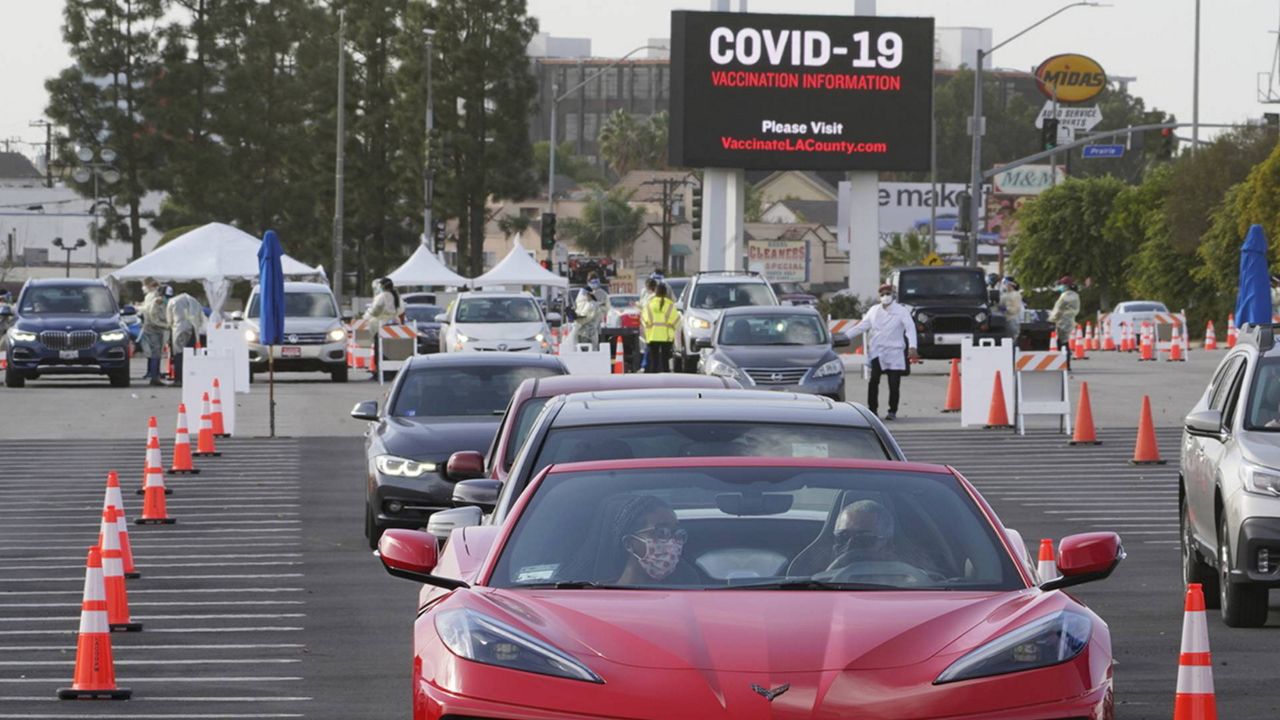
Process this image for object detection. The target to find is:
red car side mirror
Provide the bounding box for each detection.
[447,451,486,481]
[377,529,466,590]
[1041,532,1124,591]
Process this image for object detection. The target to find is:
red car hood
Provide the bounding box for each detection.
[472,587,1046,672]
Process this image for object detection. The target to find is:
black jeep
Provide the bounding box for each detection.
[887,267,1006,359]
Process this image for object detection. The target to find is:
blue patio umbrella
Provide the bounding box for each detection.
[1235,224,1272,329]
[257,230,285,436]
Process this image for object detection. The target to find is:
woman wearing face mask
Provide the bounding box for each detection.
[843,283,919,420]
[558,494,690,585]
[363,278,404,378]
[1047,275,1080,369]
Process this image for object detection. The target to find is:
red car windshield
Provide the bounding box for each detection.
[489,466,1022,592]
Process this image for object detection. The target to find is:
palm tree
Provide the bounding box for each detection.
[559,184,645,257]
[598,110,642,177]
[880,232,931,276]
[496,213,531,243]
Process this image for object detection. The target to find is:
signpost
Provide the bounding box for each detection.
[746,239,807,282]
[992,164,1067,196]
[1034,101,1103,131]
[1082,144,1126,159]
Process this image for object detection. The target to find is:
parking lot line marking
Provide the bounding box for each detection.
[3,553,303,562]
[0,627,304,635]
[0,600,305,608]
[0,714,304,719]
[0,658,303,666]
[0,677,302,683]
[0,573,304,582]
[0,613,305,622]
[0,587,304,597]
[0,561,303,572]
[0,644,305,651]
[1104,530,1177,535]
[2,540,304,550]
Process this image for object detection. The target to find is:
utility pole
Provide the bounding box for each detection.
[331,10,346,304]
[642,177,691,272]
[29,120,54,188]
[423,28,437,257]
[1192,0,1201,154]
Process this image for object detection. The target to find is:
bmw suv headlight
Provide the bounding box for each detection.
[375,455,438,478]
[328,327,346,342]
[813,359,844,378]
[8,329,37,343]
[436,608,603,683]
[100,330,127,343]
[1242,463,1280,497]
[934,610,1092,684]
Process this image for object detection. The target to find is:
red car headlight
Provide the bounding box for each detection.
[435,608,603,684]
[933,610,1092,684]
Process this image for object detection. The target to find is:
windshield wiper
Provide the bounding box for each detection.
[517,581,640,590]
[708,579,902,591]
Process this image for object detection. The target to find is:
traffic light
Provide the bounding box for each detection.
[432,220,446,253]
[541,212,556,251]
[690,184,703,242]
[1040,118,1059,151]
[1159,128,1175,160]
[955,191,972,233]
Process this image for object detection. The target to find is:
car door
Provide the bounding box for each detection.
[1191,354,1248,546]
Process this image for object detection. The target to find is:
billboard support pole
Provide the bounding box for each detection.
[847,0,881,298]
[699,0,746,274]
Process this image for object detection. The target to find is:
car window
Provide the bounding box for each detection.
[1222,361,1249,429]
[1244,357,1280,430]
[609,296,638,309]
[690,282,774,310]
[403,305,443,324]
[718,314,827,346]
[248,292,337,318]
[504,397,553,470]
[488,466,1022,591]
[1116,302,1168,313]
[1209,357,1245,412]
[19,286,116,316]
[390,365,561,418]
[898,272,985,300]
[456,297,541,323]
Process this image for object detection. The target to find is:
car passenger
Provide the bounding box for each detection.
[559,494,691,585]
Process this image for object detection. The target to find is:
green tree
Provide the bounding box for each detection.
[598,109,668,177]
[46,0,168,260]
[559,185,645,256]
[1061,88,1174,184]
[496,213,531,241]
[880,232,930,276]
[926,68,1040,183]
[533,140,601,186]
[1196,141,1280,312]
[1008,176,1131,308]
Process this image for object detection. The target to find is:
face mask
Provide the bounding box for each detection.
[1055,285,1066,293]
[589,280,601,290]
[879,294,893,306]
[628,535,683,580]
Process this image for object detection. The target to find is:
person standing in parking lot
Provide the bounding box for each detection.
[364,278,403,378]
[642,283,679,373]
[167,290,203,386]
[1048,276,1080,366]
[1000,278,1023,345]
[844,283,918,421]
[140,278,169,386]
[574,272,608,351]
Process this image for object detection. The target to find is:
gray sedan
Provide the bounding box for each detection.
[694,306,851,400]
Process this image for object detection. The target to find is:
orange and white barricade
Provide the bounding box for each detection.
[1014,349,1072,436]
[347,319,376,371]
[376,322,420,384]
[827,318,864,356]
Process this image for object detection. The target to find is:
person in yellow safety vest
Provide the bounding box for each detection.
[642,283,680,373]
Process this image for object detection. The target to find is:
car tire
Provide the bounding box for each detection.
[331,366,348,383]
[365,505,383,550]
[4,362,25,388]
[1181,495,1219,607]
[1218,514,1269,627]
[108,368,131,388]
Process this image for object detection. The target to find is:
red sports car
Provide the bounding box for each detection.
[378,457,1122,720]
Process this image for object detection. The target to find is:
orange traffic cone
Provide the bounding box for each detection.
[1102,320,1117,351]
[1204,320,1218,350]
[1139,322,1156,361]
[984,371,1012,429]
[1049,329,1058,348]
[195,392,220,457]
[612,335,625,374]
[1070,382,1102,445]
[942,359,962,413]
[137,432,176,525]
[1087,322,1099,351]
[171,403,199,474]
[1169,324,1186,362]
[1130,395,1165,465]
[1226,313,1238,348]
[1073,327,1088,361]
[56,547,131,700]
[210,378,229,437]
[100,472,139,579]
[1173,583,1217,720]
[137,417,172,496]
[1120,322,1132,352]
[98,506,141,632]
[1037,539,1060,581]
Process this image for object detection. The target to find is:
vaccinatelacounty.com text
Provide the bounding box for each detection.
[719,136,889,155]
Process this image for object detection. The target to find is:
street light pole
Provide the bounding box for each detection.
[967,1,1103,266]
[1192,0,1201,153]
[423,28,437,256]
[332,9,347,303]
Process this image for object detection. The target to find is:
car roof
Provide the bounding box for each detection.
[548,456,951,476]
[524,373,733,399]
[458,291,534,299]
[24,278,110,288]
[693,274,768,285]
[549,389,873,428]
[404,353,566,370]
[247,281,332,293]
[720,305,821,317]
[897,266,979,274]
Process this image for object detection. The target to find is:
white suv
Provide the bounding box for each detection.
[439,291,554,354]
[241,282,348,382]
[673,271,778,372]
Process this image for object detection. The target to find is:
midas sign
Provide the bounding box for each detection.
[1034,54,1106,103]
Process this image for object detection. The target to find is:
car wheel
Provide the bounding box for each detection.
[365,505,383,550]
[4,361,25,388]
[331,366,348,383]
[1181,495,1219,607]
[1219,514,1269,627]
[108,368,131,388]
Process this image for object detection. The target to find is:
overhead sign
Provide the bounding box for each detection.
[1034,101,1103,131]
[1082,144,1125,158]
[992,164,1067,196]
[747,239,807,282]
[669,11,934,171]
[1034,54,1107,103]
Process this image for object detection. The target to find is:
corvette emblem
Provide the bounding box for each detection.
[751,683,790,701]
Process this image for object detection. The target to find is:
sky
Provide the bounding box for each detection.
[3,0,1279,159]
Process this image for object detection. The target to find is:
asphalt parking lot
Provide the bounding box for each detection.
[1,351,1274,718]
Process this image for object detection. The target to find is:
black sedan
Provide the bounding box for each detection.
[350,353,566,547]
[695,305,851,401]
[402,303,445,355]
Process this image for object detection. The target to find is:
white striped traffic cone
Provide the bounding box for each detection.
[1037,538,1059,581]
[98,506,141,632]
[1173,583,1217,720]
[100,472,139,579]
[56,547,130,700]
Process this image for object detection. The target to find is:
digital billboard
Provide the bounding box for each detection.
[670,11,934,172]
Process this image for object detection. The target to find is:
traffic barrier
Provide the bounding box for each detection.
[137,431,176,525]
[611,335,625,374]
[1130,395,1165,465]
[100,472,138,579]
[1139,322,1156,361]
[984,371,1012,429]
[1168,324,1186,362]
[170,403,198,475]
[137,417,171,496]
[195,392,220,457]
[1037,539,1060,581]
[376,322,419,383]
[942,359,961,413]
[99,505,141,632]
[960,338,1015,428]
[1226,313,1238,348]
[1015,350,1071,435]
[1069,382,1101,445]
[1204,320,1218,350]
[210,378,229,437]
[56,547,131,700]
[1174,583,1217,720]
[1073,328,1088,361]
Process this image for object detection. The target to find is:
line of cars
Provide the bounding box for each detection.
[350,348,1127,719]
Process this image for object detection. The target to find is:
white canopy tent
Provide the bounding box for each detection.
[470,237,567,289]
[109,222,323,322]
[386,239,470,287]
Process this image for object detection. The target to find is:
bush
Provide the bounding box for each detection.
[819,293,868,319]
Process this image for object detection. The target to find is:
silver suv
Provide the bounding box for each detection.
[673,271,777,372]
[1182,324,1280,626]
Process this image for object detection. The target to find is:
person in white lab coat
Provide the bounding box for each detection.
[844,283,919,420]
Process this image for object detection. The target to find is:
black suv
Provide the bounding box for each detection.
[2,279,136,388]
[887,267,1005,359]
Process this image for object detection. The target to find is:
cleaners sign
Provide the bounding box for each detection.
[669,11,934,171]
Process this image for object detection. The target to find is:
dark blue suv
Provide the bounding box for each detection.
[2,279,136,388]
